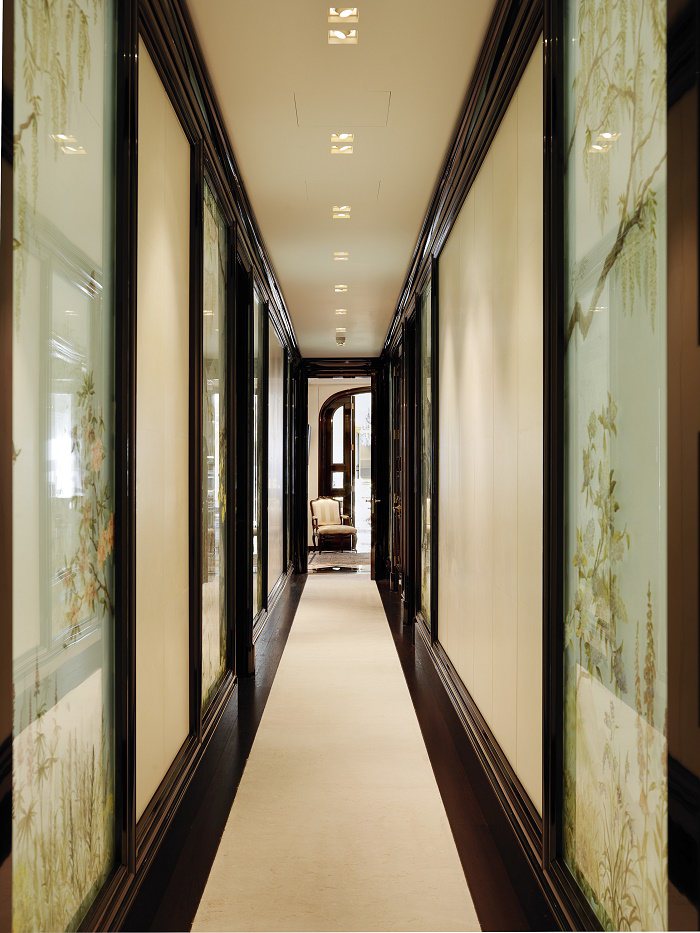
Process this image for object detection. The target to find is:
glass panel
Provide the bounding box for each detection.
[332,470,344,488]
[354,391,372,553]
[202,182,227,708]
[562,2,668,928]
[252,290,263,618]
[332,405,344,464]
[420,280,432,622]
[12,1,117,929]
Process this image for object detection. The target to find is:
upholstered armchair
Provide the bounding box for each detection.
[310,497,357,552]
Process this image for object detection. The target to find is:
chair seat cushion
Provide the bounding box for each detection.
[317,523,356,535]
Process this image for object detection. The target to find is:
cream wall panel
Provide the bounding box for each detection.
[515,45,544,813]
[135,42,191,821]
[268,327,285,589]
[437,42,543,814]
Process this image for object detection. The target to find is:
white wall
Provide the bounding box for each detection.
[268,326,285,589]
[437,43,543,813]
[135,41,191,820]
[307,378,370,542]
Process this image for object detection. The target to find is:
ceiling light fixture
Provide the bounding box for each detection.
[331,133,354,143]
[328,7,359,23]
[331,143,353,155]
[332,205,351,219]
[333,251,349,261]
[335,309,348,316]
[328,27,358,44]
[334,285,348,293]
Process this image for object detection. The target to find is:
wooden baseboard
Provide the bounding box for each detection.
[415,622,599,931]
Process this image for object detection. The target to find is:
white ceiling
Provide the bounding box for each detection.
[187,0,495,357]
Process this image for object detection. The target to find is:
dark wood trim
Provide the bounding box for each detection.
[191,140,205,737]
[292,360,309,574]
[542,0,563,878]
[429,257,439,641]
[113,0,139,891]
[0,0,13,923]
[260,299,270,611]
[382,0,542,355]
[669,755,700,908]
[302,358,378,379]
[234,258,255,676]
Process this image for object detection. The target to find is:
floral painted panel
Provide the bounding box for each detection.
[12,1,116,931]
[419,279,432,623]
[202,182,228,708]
[562,0,668,929]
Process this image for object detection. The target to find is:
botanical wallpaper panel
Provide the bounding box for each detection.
[563,0,668,929]
[12,1,116,930]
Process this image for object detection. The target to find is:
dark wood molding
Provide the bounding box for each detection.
[113,0,140,889]
[0,0,13,923]
[669,755,700,908]
[234,258,256,676]
[302,357,378,379]
[382,0,542,355]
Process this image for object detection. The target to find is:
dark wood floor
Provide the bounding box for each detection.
[123,573,556,932]
[377,581,557,932]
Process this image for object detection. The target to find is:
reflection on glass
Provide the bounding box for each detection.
[332,405,344,464]
[12,1,116,929]
[252,290,263,618]
[420,280,432,622]
[562,2,668,928]
[202,182,227,708]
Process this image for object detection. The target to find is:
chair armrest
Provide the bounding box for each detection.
[341,514,350,524]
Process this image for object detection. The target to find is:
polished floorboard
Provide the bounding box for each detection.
[193,574,480,932]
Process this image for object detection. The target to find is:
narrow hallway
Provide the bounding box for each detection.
[193,575,479,932]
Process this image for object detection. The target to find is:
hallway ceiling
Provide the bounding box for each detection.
[187,0,495,357]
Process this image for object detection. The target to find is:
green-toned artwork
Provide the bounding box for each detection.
[419,279,432,623]
[563,0,668,929]
[12,0,116,930]
[202,181,228,708]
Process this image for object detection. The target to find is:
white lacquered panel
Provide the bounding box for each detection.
[437,41,543,815]
[135,41,191,821]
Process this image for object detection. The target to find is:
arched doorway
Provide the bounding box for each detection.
[318,388,372,553]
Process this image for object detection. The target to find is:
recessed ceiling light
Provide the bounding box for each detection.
[328,27,358,44]
[334,285,348,293]
[332,205,351,219]
[335,309,348,316]
[333,251,349,261]
[331,143,353,155]
[336,326,347,333]
[328,7,359,23]
[331,133,354,143]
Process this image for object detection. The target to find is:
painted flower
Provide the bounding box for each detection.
[90,438,105,472]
